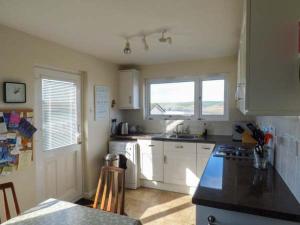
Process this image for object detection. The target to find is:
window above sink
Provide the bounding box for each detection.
[145,74,229,121]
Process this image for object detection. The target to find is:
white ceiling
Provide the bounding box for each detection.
[0,0,242,65]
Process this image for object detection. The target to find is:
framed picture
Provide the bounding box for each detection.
[3,82,26,103]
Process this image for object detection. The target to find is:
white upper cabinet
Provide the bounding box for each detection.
[119,69,140,109]
[237,0,300,115]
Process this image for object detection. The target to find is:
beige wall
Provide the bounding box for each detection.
[0,24,120,213]
[123,56,252,135]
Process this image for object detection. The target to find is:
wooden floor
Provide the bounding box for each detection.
[125,187,195,225]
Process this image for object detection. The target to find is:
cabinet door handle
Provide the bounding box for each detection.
[148,144,155,147]
[164,155,167,163]
[298,62,300,83]
[175,145,184,149]
[202,147,211,150]
[129,96,132,104]
[235,84,239,101]
[207,215,216,225]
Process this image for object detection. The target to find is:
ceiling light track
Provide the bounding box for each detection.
[123,30,173,54]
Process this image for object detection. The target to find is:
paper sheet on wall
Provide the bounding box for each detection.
[95,85,110,120]
[18,150,32,171]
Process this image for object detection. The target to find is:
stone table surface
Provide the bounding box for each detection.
[2,199,142,225]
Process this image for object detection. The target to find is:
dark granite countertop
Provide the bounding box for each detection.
[111,134,236,144]
[192,147,300,222]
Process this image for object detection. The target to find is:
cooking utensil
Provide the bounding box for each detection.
[235,125,245,134]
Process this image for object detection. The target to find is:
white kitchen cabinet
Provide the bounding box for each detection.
[164,142,198,187]
[119,69,139,109]
[237,0,300,115]
[197,143,215,178]
[196,206,298,225]
[138,140,164,182]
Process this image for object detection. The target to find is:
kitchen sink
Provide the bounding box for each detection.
[168,134,199,139]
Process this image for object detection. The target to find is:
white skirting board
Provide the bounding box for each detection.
[140,179,196,195]
[83,189,96,199]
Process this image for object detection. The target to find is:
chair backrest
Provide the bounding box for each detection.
[0,182,20,221]
[93,166,125,215]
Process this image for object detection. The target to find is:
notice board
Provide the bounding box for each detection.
[0,109,37,176]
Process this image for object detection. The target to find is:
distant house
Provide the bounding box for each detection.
[151,103,166,115]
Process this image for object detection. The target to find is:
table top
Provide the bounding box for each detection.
[2,199,141,225]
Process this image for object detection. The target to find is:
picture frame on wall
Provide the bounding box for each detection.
[3,82,26,103]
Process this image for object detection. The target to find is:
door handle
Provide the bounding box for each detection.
[129,96,132,104]
[298,62,300,83]
[207,215,216,225]
[164,155,167,163]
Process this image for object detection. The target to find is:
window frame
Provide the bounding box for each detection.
[199,74,229,121]
[39,71,81,152]
[145,77,199,121]
[145,74,229,121]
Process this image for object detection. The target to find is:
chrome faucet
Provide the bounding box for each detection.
[174,123,184,135]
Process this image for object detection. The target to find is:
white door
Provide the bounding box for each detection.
[164,142,198,187]
[35,67,83,202]
[138,140,164,182]
[196,143,215,178]
[119,70,133,109]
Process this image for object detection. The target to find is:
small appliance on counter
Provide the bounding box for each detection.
[111,119,117,136]
[117,122,129,135]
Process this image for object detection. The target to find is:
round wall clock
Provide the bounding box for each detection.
[3,82,26,103]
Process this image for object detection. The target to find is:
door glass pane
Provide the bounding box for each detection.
[42,79,77,150]
[150,81,195,116]
[202,80,225,115]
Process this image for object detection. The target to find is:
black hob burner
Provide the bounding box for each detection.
[213,144,253,159]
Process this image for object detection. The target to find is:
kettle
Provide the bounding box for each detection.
[117,122,128,135]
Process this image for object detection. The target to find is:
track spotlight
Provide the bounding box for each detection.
[159,30,172,44]
[142,35,149,51]
[123,39,132,54]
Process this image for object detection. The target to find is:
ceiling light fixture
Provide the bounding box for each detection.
[142,35,149,51]
[122,29,173,54]
[159,30,172,44]
[123,39,132,54]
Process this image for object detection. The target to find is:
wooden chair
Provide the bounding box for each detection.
[0,182,20,221]
[93,166,125,215]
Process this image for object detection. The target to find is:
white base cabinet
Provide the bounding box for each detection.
[138,140,214,194]
[196,143,215,178]
[138,140,164,182]
[196,206,299,225]
[164,142,198,187]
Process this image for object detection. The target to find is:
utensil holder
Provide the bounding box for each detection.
[253,149,269,170]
